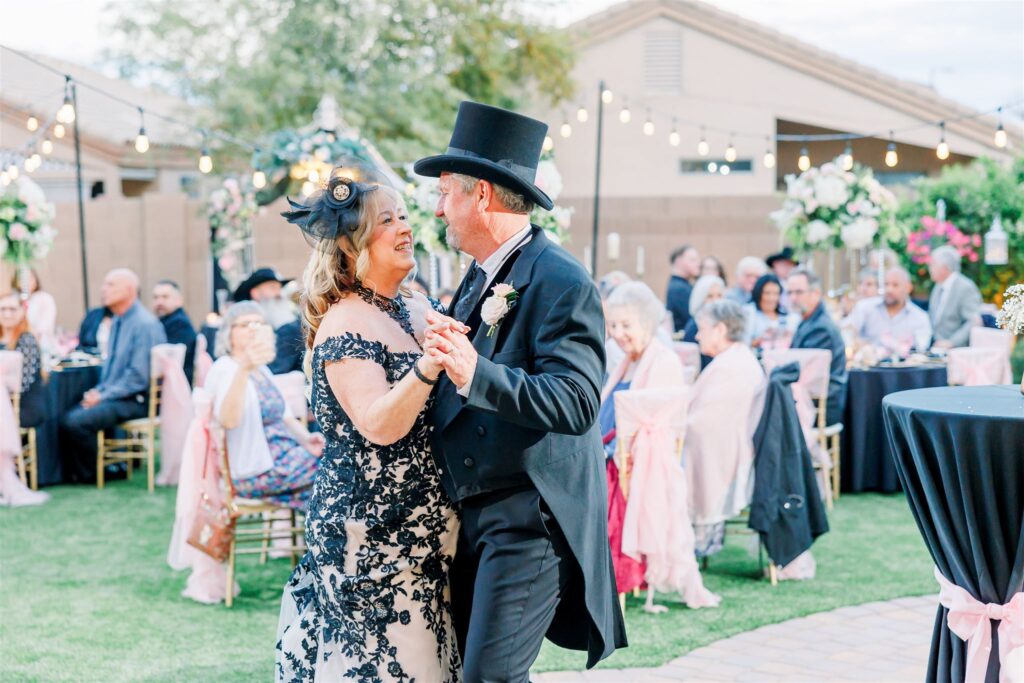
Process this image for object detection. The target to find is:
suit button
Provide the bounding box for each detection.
[463,457,474,468]
[476,425,486,437]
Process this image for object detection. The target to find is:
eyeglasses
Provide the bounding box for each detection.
[231,320,270,330]
[0,306,21,314]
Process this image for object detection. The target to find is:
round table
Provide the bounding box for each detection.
[883,385,1023,683]
[840,364,948,493]
[35,364,102,486]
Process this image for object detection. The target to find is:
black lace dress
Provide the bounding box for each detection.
[276,293,461,682]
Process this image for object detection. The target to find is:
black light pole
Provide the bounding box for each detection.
[590,79,605,279]
[70,79,89,310]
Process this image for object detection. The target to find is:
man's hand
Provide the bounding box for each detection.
[425,319,478,390]
[931,340,953,351]
[81,389,102,409]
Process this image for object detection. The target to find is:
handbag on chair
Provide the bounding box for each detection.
[186,435,235,562]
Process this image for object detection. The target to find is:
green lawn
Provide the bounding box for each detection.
[0,480,934,682]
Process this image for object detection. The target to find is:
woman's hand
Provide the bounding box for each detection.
[241,335,276,369]
[305,432,326,457]
[416,347,446,382]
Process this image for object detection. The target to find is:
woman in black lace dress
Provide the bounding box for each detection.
[276,171,462,682]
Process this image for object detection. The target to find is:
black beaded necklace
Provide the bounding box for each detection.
[353,283,418,346]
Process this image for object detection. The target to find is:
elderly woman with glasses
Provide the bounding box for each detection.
[204,301,323,509]
[686,299,766,557]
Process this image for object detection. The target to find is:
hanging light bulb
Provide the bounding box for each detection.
[26,116,39,132]
[30,152,41,167]
[724,134,737,162]
[842,143,854,171]
[798,147,811,171]
[669,119,680,147]
[252,169,267,189]
[936,122,949,160]
[560,118,572,138]
[307,168,320,184]
[762,137,776,168]
[53,123,66,139]
[57,78,76,124]
[601,88,613,104]
[134,107,149,154]
[619,99,631,124]
[697,127,709,157]
[994,108,1007,148]
[301,180,315,197]
[41,138,53,155]
[0,172,9,187]
[542,135,554,152]
[7,164,20,180]
[198,138,213,173]
[885,131,898,167]
[576,106,588,123]
[642,109,654,136]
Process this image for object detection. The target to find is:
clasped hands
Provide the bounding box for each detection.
[419,311,476,389]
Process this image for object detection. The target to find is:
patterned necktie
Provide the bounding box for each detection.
[453,264,487,323]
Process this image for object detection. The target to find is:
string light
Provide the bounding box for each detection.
[576,105,588,123]
[252,169,267,189]
[936,122,949,160]
[885,131,899,167]
[198,133,213,173]
[642,109,654,136]
[697,127,709,157]
[41,138,53,155]
[798,147,811,171]
[57,77,76,124]
[994,107,1007,148]
[724,133,737,162]
[26,116,39,132]
[560,116,572,138]
[762,136,776,169]
[669,118,680,147]
[7,164,19,180]
[53,123,65,139]
[619,98,631,124]
[601,88,613,104]
[0,172,8,187]
[134,107,149,153]
[301,180,315,197]
[542,135,553,152]
[841,144,854,170]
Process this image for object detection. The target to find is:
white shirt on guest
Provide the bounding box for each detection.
[204,355,292,479]
[847,296,932,352]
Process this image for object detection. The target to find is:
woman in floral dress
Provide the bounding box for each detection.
[276,172,461,682]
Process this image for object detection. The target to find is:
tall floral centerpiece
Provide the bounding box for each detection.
[0,176,57,298]
[996,284,1024,394]
[206,178,258,291]
[770,158,900,288]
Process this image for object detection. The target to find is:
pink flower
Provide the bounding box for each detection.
[8,222,28,241]
[972,234,982,247]
[921,216,936,230]
[218,254,236,270]
[968,252,978,262]
[935,222,947,236]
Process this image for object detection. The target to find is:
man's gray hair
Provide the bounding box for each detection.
[735,256,769,280]
[598,270,632,300]
[450,173,535,215]
[214,301,264,358]
[605,281,667,338]
[698,299,748,342]
[931,245,962,273]
[790,267,822,292]
[689,275,725,316]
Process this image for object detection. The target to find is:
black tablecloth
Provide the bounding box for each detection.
[36,365,101,486]
[841,365,948,493]
[884,385,1024,683]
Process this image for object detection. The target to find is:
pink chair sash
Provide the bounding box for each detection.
[935,567,1024,683]
[0,351,23,395]
[970,326,1014,350]
[948,347,1012,386]
[615,387,720,608]
[0,380,20,457]
[0,366,48,505]
[154,344,191,486]
[167,388,237,603]
[193,334,214,388]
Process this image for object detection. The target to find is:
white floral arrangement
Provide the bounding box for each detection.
[770,157,899,253]
[207,177,258,289]
[0,176,57,267]
[996,284,1024,335]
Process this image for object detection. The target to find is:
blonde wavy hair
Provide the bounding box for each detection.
[301,182,408,348]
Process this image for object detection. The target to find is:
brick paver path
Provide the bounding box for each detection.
[533,595,937,682]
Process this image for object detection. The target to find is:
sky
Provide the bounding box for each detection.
[1,0,1022,118]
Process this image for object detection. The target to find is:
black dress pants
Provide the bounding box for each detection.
[60,397,147,482]
[452,486,573,683]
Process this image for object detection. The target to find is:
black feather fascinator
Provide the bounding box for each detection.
[281,173,380,242]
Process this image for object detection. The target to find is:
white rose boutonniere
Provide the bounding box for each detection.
[481,282,518,337]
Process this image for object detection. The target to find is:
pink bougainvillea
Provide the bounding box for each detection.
[906,216,979,265]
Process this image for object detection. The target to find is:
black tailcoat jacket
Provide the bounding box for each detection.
[430,226,627,667]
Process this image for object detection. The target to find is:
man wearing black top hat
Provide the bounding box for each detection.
[232,268,304,374]
[415,101,626,681]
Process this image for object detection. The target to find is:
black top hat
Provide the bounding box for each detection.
[766,247,799,268]
[232,268,292,302]
[413,101,554,211]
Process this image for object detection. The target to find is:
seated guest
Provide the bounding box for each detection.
[765,247,798,282]
[78,305,114,356]
[744,274,797,348]
[685,300,765,556]
[666,245,701,333]
[11,268,57,353]
[600,282,718,609]
[61,269,167,483]
[786,269,847,426]
[599,270,634,372]
[841,268,880,318]
[928,245,982,349]
[700,256,727,283]
[205,302,322,509]
[0,291,46,427]
[682,275,725,370]
[233,268,304,374]
[846,267,931,354]
[725,256,769,305]
[152,280,197,385]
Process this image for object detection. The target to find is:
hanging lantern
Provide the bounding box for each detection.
[984,215,1008,266]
